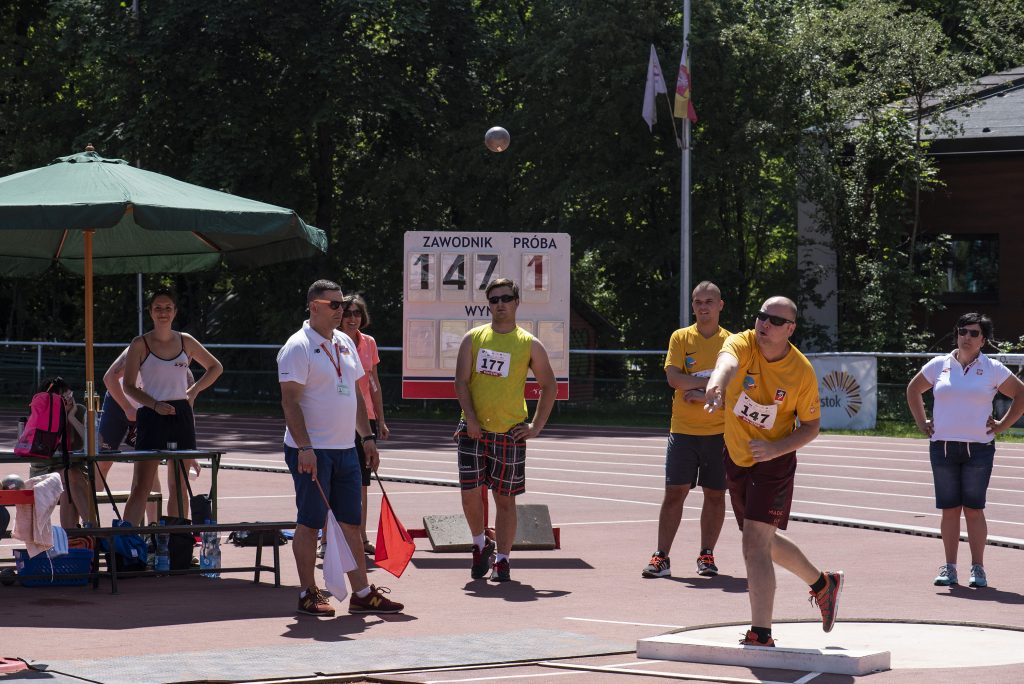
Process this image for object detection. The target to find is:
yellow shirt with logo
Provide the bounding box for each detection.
[665,324,731,435]
[720,329,820,467]
[465,324,533,433]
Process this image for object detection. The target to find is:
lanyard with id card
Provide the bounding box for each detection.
[320,341,351,395]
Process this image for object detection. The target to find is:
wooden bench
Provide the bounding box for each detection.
[94,490,163,520]
[67,521,296,594]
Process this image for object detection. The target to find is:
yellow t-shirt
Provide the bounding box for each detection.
[665,324,731,435]
[464,324,533,433]
[720,329,820,467]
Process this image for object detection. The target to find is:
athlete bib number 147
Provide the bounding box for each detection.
[733,392,777,430]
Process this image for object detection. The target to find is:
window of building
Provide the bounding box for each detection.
[925,234,999,302]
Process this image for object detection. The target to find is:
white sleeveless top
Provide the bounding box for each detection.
[139,333,190,401]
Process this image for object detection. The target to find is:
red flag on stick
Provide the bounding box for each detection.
[374,473,415,577]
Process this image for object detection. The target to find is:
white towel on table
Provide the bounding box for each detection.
[13,472,64,557]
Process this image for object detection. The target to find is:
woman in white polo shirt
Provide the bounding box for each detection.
[907,313,1024,589]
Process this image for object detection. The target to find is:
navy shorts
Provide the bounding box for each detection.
[456,420,526,497]
[285,446,362,528]
[135,400,196,450]
[98,392,135,450]
[725,450,796,530]
[929,440,995,509]
[666,433,726,489]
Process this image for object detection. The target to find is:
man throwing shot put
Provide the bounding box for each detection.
[704,296,842,647]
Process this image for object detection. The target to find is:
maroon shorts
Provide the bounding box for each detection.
[725,450,796,530]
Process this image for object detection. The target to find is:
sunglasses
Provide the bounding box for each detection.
[312,299,344,310]
[756,311,794,327]
[488,294,516,304]
[957,327,982,338]
[342,309,363,318]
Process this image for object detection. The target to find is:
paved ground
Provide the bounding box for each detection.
[1,412,1023,683]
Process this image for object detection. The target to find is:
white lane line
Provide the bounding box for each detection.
[565,617,685,628]
[424,670,577,682]
[554,519,662,526]
[794,674,822,684]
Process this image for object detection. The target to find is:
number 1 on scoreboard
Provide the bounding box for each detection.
[407,252,436,301]
[521,253,550,302]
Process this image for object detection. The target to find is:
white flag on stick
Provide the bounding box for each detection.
[642,44,668,132]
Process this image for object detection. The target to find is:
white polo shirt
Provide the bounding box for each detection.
[922,351,1012,443]
[277,321,365,449]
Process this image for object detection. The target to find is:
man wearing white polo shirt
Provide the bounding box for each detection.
[278,279,404,617]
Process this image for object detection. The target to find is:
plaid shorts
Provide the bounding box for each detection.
[455,420,527,497]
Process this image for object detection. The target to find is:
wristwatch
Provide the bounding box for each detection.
[360,435,376,445]
[297,445,314,452]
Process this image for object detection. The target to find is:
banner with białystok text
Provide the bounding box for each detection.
[809,355,877,430]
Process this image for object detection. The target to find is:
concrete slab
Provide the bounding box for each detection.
[637,631,890,675]
[644,621,1024,671]
[423,505,555,552]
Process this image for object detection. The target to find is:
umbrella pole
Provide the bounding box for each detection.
[84,229,97,457]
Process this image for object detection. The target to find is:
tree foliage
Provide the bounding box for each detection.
[0,0,1019,352]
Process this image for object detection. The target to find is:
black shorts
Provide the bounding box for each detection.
[135,400,196,450]
[725,450,796,530]
[665,433,726,489]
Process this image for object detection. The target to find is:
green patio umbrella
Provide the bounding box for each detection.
[0,145,328,454]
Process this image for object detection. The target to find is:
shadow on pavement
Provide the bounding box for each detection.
[655,573,749,594]
[940,584,1024,604]
[411,557,593,570]
[461,580,571,602]
[281,612,417,642]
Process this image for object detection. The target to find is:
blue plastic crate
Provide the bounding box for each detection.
[14,548,94,587]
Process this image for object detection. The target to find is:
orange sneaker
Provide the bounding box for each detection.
[739,630,775,647]
[809,570,844,633]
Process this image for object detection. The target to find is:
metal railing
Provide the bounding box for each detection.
[4,340,1022,424]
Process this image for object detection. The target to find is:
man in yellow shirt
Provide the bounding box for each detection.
[704,296,842,647]
[643,281,730,579]
[454,278,557,583]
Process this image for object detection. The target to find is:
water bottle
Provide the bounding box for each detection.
[155,521,170,574]
[199,519,221,578]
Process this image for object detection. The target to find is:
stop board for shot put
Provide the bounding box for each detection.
[402,231,570,400]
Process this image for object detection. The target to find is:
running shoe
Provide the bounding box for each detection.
[471,539,495,579]
[297,586,335,617]
[934,563,958,586]
[349,584,404,614]
[739,630,775,647]
[641,551,671,578]
[316,539,326,559]
[696,553,718,577]
[490,557,511,582]
[808,570,844,633]
[363,539,376,555]
[969,564,987,588]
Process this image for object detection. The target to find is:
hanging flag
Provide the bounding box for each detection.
[642,44,668,132]
[674,43,698,123]
[374,481,415,577]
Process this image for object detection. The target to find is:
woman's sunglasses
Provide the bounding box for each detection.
[957,327,981,338]
[342,309,363,318]
[756,311,794,327]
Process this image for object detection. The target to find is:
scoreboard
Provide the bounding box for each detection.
[402,231,570,400]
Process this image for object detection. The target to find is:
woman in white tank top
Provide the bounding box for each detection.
[122,289,223,523]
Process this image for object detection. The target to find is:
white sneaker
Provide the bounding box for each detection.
[969,564,987,588]
[933,563,958,586]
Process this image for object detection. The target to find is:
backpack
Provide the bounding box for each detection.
[100,520,148,573]
[15,392,70,458]
[228,526,288,547]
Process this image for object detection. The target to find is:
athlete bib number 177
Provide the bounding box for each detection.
[733,392,778,430]
[476,348,511,377]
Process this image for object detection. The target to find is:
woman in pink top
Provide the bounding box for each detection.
[341,294,389,553]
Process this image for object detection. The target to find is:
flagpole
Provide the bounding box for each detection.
[679,0,692,328]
